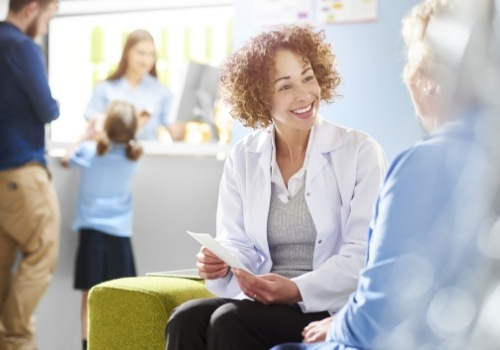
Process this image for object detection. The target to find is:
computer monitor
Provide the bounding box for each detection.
[169,61,220,141]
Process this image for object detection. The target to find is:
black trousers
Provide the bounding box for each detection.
[165,297,330,350]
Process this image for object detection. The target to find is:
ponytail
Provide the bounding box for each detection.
[96,134,111,155]
[125,139,143,161]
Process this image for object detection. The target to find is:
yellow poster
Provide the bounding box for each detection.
[318,0,378,24]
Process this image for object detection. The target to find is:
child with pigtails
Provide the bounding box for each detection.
[62,100,143,350]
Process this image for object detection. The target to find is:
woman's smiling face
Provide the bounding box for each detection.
[269,49,321,134]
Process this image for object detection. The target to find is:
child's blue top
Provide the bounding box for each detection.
[69,141,140,237]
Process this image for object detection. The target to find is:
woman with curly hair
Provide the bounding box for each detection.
[164,24,387,350]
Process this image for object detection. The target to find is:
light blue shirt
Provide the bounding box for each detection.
[85,75,172,140]
[69,141,140,237]
[274,111,493,350]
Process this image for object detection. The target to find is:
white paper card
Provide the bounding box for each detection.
[186,231,252,273]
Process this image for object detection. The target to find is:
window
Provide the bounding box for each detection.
[47,0,234,144]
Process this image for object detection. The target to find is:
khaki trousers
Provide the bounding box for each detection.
[0,163,60,350]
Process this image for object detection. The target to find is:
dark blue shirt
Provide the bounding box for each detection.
[0,21,59,170]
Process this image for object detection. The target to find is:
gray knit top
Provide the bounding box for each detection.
[267,183,317,278]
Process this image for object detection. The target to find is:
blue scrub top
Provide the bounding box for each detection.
[85,75,172,140]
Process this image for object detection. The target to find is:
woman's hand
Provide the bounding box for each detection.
[196,246,229,280]
[232,268,302,305]
[302,317,333,343]
[137,110,151,129]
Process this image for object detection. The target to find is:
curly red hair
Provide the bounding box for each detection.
[219,24,341,129]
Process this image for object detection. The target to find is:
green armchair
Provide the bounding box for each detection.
[87,276,214,350]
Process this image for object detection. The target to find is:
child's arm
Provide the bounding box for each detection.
[61,119,100,168]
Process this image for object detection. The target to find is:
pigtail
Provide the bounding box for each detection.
[102,100,142,160]
[125,139,143,161]
[96,134,111,156]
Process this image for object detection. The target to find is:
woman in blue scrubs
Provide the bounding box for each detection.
[85,29,172,140]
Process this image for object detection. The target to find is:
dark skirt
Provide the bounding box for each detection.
[74,227,136,290]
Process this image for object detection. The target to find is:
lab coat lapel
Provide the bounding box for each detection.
[246,129,273,258]
[306,118,343,184]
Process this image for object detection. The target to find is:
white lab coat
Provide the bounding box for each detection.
[206,117,387,314]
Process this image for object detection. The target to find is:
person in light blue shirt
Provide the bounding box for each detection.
[68,134,140,238]
[272,0,500,349]
[85,29,172,141]
[62,100,143,350]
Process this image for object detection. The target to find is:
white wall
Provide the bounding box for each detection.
[0,0,8,19]
[232,0,423,163]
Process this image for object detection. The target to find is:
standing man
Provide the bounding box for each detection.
[0,0,60,349]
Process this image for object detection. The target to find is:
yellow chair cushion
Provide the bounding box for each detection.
[88,276,214,350]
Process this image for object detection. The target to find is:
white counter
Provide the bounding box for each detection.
[47,140,232,158]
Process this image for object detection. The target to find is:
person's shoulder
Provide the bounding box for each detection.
[106,145,142,169]
[95,78,119,89]
[387,127,476,184]
[140,75,171,98]
[143,74,168,89]
[0,25,39,57]
[336,122,378,144]
[69,141,97,167]
[77,140,98,156]
[142,74,158,83]
[0,22,29,43]
[231,127,271,155]
[317,118,383,153]
[89,80,111,98]
[411,122,476,159]
[380,115,491,214]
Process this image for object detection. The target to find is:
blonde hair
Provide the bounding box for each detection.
[402,0,452,85]
[96,100,143,161]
